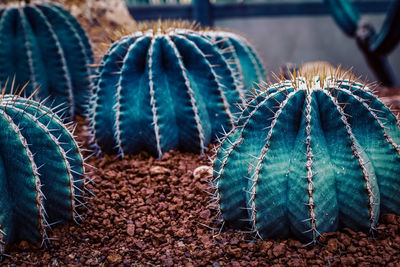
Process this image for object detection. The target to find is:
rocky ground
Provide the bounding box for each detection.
[2,88,400,265]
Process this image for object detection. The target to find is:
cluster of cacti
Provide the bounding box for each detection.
[213,69,400,242]
[206,31,265,92]
[90,25,257,157]
[0,1,94,119]
[326,0,400,86]
[0,95,86,251]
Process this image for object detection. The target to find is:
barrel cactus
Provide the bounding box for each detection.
[0,1,94,119]
[213,70,400,242]
[0,95,86,251]
[90,26,247,157]
[206,31,265,92]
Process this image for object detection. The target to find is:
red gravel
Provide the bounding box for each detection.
[2,89,400,266]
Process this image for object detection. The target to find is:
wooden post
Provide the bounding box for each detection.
[193,0,213,26]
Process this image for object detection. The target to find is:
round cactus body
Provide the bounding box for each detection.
[206,31,265,92]
[213,73,400,242]
[90,28,246,157]
[0,2,93,119]
[0,95,85,251]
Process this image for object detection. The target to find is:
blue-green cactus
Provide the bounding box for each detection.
[206,31,265,92]
[90,28,247,157]
[213,71,400,242]
[0,94,86,252]
[0,2,94,119]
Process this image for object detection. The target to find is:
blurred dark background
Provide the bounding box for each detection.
[125,0,400,85]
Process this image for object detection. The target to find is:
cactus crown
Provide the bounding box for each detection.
[0,1,93,119]
[213,66,400,242]
[0,90,88,252]
[136,20,203,33]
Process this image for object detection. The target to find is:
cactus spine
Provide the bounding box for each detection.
[0,1,94,119]
[90,27,247,157]
[0,94,86,251]
[213,69,400,242]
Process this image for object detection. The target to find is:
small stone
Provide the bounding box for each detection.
[287,239,302,248]
[19,241,30,250]
[272,244,286,257]
[127,223,135,236]
[260,241,273,253]
[227,246,242,258]
[341,256,356,265]
[107,253,122,264]
[193,166,212,179]
[199,209,211,219]
[327,239,338,252]
[150,166,170,175]
[382,214,397,225]
[164,257,174,267]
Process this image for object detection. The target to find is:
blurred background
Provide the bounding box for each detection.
[124,0,400,85]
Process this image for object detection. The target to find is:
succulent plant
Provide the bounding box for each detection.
[0,1,94,119]
[0,94,86,252]
[213,69,400,242]
[90,27,247,157]
[206,31,265,92]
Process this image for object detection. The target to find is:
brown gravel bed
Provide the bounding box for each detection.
[1,118,399,266]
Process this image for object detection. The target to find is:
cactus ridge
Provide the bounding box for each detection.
[213,73,400,242]
[0,2,93,119]
[207,31,266,92]
[50,4,93,63]
[90,29,246,157]
[0,95,86,251]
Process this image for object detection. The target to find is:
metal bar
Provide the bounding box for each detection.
[127,4,192,21]
[127,1,392,21]
[213,1,392,19]
[193,0,212,26]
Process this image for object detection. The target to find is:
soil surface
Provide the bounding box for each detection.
[2,92,400,266]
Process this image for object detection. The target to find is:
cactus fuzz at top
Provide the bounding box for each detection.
[213,68,400,242]
[0,1,93,119]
